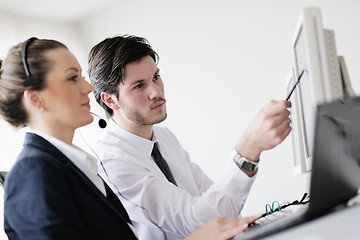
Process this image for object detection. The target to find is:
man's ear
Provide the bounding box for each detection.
[23,89,42,108]
[100,92,120,110]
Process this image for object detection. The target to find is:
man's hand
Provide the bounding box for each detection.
[235,100,292,161]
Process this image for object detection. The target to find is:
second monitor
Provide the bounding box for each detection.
[287,7,355,174]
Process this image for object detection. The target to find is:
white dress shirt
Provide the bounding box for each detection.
[94,120,256,240]
[27,129,106,196]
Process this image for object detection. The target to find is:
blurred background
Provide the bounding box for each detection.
[0,0,359,238]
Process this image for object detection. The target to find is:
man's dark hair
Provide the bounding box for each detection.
[88,35,159,117]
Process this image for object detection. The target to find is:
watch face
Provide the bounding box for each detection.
[241,160,257,171]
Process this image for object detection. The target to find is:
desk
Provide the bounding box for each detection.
[260,203,360,240]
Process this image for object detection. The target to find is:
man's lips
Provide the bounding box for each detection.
[151,100,166,109]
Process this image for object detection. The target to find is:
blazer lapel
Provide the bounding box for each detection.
[103,181,131,223]
[24,133,132,224]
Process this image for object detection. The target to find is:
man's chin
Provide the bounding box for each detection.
[153,113,167,124]
[147,113,167,125]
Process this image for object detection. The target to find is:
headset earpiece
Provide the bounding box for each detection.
[21,37,42,87]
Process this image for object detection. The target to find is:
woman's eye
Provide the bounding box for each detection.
[68,76,77,81]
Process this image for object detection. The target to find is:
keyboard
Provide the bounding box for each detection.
[254,203,308,226]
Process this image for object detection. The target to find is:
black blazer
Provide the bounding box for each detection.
[4,133,138,240]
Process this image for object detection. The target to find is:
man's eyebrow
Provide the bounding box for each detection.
[127,68,160,86]
[134,79,145,84]
[154,68,160,75]
[127,79,145,87]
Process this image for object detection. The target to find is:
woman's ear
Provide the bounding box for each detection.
[23,89,42,108]
[100,92,120,110]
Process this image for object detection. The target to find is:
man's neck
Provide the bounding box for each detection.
[112,117,153,140]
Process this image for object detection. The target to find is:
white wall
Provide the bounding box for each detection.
[0,1,359,230]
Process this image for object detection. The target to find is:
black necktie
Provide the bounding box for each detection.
[151,143,177,186]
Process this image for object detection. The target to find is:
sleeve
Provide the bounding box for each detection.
[187,148,256,201]
[100,148,256,238]
[164,126,257,219]
[4,154,89,240]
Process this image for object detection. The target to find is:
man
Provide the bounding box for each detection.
[88,35,291,240]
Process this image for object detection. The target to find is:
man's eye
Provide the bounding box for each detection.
[154,75,161,81]
[134,83,144,89]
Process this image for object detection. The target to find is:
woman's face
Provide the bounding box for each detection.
[37,48,94,134]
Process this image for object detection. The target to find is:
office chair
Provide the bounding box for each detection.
[0,171,7,188]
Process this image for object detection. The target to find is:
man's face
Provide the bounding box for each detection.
[116,55,167,126]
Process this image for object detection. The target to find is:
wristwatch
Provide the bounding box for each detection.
[231,151,258,172]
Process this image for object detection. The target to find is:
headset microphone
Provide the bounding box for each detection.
[90,112,107,129]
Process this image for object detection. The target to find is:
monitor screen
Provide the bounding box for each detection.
[293,24,314,172]
[286,69,306,174]
[289,8,345,174]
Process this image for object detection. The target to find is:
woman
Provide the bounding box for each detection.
[0,38,257,239]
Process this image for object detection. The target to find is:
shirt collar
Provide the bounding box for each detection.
[26,129,99,175]
[108,119,157,158]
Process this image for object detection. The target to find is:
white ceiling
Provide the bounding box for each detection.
[0,0,117,22]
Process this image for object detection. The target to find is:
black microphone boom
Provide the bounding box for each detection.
[90,112,107,129]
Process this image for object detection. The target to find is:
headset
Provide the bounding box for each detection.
[21,37,42,87]
[21,37,108,130]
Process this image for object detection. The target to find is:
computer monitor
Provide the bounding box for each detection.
[286,69,306,175]
[288,7,353,174]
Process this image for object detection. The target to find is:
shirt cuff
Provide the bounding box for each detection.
[214,149,257,199]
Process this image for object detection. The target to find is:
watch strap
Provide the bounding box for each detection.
[231,150,258,172]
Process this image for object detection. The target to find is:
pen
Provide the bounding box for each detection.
[286,69,306,101]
